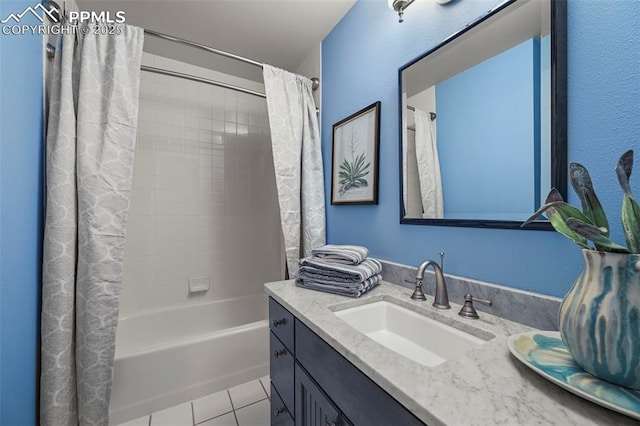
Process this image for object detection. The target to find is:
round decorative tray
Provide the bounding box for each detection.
[507,331,640,420]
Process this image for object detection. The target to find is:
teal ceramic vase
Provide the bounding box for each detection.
[559,249,640,389]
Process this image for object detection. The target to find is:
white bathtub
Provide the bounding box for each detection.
[109,294,269,425]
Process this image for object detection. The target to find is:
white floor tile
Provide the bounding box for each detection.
[258,376,270,398]
[228,380,267,409]
[197,412,237,426]
[235,399,270,426]
[151,401,193,426]
[118,415,150,426]
[193,389,233,423]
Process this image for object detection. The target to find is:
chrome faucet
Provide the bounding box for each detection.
[410,259,451,309]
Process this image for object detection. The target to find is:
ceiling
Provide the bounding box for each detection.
[75,0,356,81]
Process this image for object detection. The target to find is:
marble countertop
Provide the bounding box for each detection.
[265,280,636,426]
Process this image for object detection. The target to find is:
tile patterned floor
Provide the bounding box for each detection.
[118,376,271,426]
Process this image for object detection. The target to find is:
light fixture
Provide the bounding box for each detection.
[389,0,455,23]
[388,0,415,23]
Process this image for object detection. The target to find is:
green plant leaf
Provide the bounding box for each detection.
[340,159,352,174]
[351,170,369,179]
[522,191,590,248]
[616,150,633,195]
[569,162,609,236]
[523,188,586,225]
[522,194,557,226]
[622,194,640,253]
[565,218,630,253]
[615,150,640,253]
[546,187,564,203]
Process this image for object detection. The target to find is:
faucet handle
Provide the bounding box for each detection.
[458,293,492,319]
[469,294,492,306]
[407,278,426,301]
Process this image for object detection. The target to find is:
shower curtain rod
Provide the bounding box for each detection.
[141,29,267,98]
[45,20,318,99]
[140,65,267,99]
[143,29,320,97]
[144,29,263,68]
[407,105,437,121]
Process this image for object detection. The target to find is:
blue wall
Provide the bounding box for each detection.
[436,38,538,219]
[322,0,640,297]
[0,1,44,423]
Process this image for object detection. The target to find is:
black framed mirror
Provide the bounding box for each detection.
[399,0,567,230]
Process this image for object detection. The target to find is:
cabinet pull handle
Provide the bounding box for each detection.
[273,318,286,327]
[326,421,337,426]
[273,407,285,416]
[273,349,287,358]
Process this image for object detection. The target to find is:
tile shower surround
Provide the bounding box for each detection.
[121,53,282,316]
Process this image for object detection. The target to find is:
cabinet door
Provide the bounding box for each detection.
[295,320,425,426]
[295,363,340,426]
[341,416,354,426]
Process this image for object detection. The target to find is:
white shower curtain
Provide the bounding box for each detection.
[414,109,444,218]
[40,24,143,426]
[402,94,409,215]
[263,65,326,277]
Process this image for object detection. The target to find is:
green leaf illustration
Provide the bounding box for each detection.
[338,152,371,195]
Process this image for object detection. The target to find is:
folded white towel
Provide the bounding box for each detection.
[311,244,369,265]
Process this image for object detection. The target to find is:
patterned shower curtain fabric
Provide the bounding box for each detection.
[262,65,326,278]
[40,23,144,426]
[414,108,444,218]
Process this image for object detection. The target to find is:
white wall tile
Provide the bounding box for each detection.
[121,52,282,316]
[169,125,183,139]
[169,112,183,126]
[184,127,199,142]
[199,117,212,132]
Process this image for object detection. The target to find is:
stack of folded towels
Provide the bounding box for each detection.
[295,244,382,298]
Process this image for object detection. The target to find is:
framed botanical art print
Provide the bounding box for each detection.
[331,101,380,205]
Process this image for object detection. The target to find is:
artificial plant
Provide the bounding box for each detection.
[524,150,640,254]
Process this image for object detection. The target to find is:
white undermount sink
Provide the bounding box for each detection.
[334,301,490,367]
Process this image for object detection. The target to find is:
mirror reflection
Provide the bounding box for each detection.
[401,0,560,225]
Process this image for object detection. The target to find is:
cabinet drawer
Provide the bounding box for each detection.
[271,383,294,426]
[270,297,295,353]
[270,332,294,414]
[295,320,424,426]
